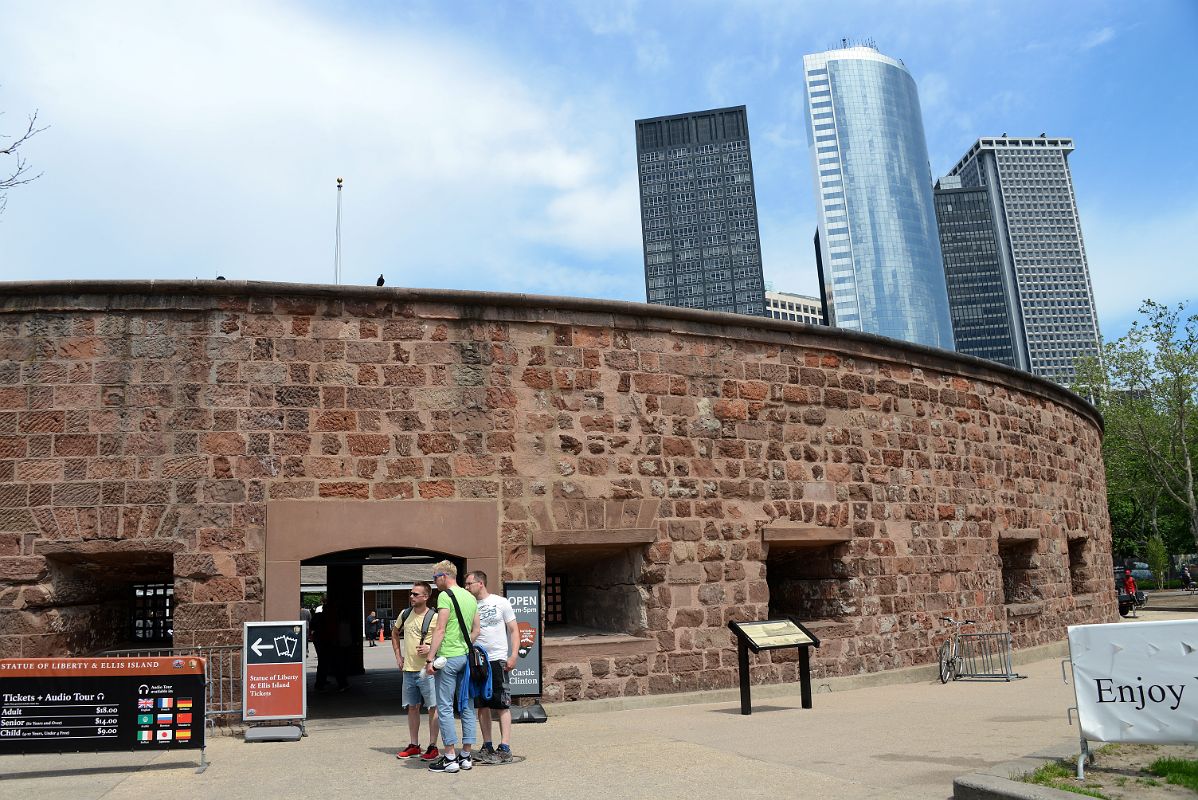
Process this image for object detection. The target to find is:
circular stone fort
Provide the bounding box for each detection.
[0,281,1113,703]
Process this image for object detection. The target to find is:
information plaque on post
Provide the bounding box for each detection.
[727,617,821,715]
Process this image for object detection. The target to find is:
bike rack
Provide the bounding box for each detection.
[953,631,1022,680]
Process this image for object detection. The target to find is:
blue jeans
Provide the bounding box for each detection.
[434,655,476,748]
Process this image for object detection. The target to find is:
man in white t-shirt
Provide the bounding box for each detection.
[465,570,518,764]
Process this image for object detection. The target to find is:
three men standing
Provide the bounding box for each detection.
[392,581,440,762]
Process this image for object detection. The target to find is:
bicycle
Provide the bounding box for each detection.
[937,617,976,684]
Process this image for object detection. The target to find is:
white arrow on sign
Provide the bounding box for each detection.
[251,637,276,657]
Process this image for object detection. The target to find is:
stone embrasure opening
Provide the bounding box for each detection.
[998,540,1041,606]
[43,552,175,654]
[543,546,647,636]
[766,545,855,622]
[1066,537,1089,596]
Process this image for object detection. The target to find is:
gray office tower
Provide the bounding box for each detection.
[942,136,1101,384]
[635,106,766,316]
[803,43,954,349]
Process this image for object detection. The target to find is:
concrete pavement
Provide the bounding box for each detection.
[3,598,1195,800]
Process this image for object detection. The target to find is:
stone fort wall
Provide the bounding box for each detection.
[0,282,1113,702]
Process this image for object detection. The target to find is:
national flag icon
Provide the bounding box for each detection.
[177,698,193,710]
[176,712,193,725]
[176,729,192,742]
[137,731,153,742]
[138,714,153,726]
[156,713,173,725]
[157,698,173,709]
[138,698,154,710]
[156,729,173,741]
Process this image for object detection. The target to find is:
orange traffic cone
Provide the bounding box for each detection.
[378,627,384,643]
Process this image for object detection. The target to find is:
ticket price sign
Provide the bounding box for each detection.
[727,618,821,716]
[0,657,205,754]
[504,581,547,723]
[243,621,306,723]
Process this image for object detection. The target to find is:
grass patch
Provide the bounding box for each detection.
[1149,757,1198,792]
[1023,760,1110,799]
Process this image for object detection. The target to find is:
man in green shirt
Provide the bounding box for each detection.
[424,560,479,773]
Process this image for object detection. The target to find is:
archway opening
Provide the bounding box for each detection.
[299,547,464,720]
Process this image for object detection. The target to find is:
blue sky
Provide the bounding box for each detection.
[1,0,1195,341]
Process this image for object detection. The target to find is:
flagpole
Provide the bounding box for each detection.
[333,177,343,285]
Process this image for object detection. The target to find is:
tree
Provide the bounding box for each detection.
[1145,534,1169,590]
[1,106,46,215]
[1078,300,1198,553]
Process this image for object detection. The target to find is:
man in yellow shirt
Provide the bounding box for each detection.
[392,581,439,761]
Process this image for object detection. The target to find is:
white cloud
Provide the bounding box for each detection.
[636,31,671,72]
[704,54,781,105]
[534,173,642,256]
[575,0,640,36]
[0,1,636,286]
[1081,26,1116,50]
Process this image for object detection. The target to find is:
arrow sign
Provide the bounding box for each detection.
[243,620,307,724]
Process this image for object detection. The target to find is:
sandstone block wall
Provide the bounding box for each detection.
[0,282,1114,702]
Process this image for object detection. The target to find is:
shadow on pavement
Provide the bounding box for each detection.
[0,760,198,781]
[709,704,797,714]
[304,645,406,721]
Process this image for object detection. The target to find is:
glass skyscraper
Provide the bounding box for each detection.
[635,106,766,316]
[803,44,954,349]
[945,136,1101,385]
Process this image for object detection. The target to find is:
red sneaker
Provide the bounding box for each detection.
[396,744,422,759]
[420,745,440,761]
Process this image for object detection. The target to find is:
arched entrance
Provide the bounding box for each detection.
[264,500,500,688]
[265,499,500,619]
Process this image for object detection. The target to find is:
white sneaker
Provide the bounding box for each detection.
[428,755,459,773]
[459,754,473,771]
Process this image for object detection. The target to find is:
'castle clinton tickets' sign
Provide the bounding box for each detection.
[1067,620,1198,744]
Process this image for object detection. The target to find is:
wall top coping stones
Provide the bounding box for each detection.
[0,279,1101,430]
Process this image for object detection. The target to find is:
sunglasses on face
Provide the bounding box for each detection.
[433,573,447,579]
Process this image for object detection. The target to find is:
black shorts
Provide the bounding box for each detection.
[475,660,511,710]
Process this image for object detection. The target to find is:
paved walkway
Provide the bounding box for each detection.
[4,598,1195,800]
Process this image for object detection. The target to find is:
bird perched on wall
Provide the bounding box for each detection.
[376,274,385,286]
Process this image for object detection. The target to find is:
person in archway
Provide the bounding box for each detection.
[366,609,380,646]
[314,596,349,692]
[393,582,440,762]
[424,561,478,773]
[300,604,313,657]
[466,570,518,764]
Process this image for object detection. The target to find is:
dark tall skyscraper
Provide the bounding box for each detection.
[933,175,1023,369]
[635,106,766,316]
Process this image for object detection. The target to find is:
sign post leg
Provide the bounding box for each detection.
[738,640,752,716]
[799,646,812,710]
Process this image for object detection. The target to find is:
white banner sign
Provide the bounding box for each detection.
[1068,620,1198,743]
